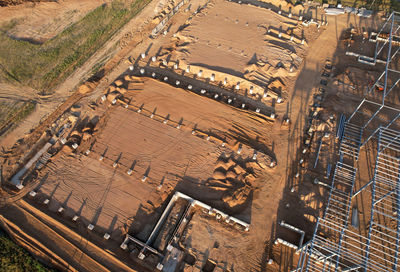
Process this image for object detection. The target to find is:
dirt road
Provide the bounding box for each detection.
[0,0,170,150]
[0,200,147,271]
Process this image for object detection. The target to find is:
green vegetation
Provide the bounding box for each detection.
[0,101,36,137]
[0,0,151,94]
[0,230,57,272]
[311,0,398,11]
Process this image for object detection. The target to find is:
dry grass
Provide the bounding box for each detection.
[0,0,150,94]
[0,100,36,138]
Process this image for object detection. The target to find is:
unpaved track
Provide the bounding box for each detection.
[281,12,375,168]
[54,0,170,96]
[0,200,144,272]
[0,0,168,149]
[265,12,380,272]
[0,0,108,43]
[0,213,80,271]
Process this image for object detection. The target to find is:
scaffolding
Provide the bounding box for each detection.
[366,12,400,101]
[296,126,400,272]
[294,12,400,272]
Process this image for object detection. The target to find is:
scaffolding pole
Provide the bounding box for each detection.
[363,129,381,271]
[293,12,400,272]
[394,166,400,271]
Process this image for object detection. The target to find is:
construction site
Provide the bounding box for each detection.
[0,0,399,271]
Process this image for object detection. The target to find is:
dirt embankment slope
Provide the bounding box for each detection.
[0,200,146,271]
[0,0,166,150]
[0,0,108,42]
[0,0,51,6]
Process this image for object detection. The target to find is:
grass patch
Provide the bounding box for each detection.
[0,0,151,94]
[0,100,36,137]
[0,230,57,272]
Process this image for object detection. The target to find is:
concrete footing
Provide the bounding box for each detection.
[138,252,145,260]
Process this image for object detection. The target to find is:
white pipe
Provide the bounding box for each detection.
[11,141,54,189]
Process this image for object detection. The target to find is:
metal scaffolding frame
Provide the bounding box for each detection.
[294,12,400,272]
[295,127,400,272]
[295,120,363,272]
[366,12,400,102]
[346,12,400,143]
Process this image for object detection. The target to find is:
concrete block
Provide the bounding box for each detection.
[29,191,37,197]
[138,252,145,260]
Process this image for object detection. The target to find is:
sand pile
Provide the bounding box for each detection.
[260,0,305,14]
[148,0,316,106]
[102,75,144,104]
[244,58,298,99]
[151,0,182,25]
[78,83,96,94]
[175,59,267,96]
[204,153,262,210]
[264,26,305,45]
